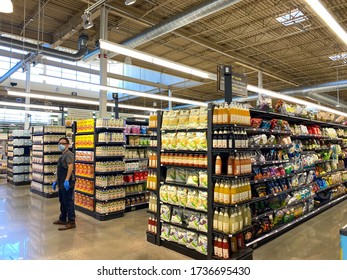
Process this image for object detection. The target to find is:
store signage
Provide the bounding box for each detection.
[67,108,93,120]
[217,65,248,97]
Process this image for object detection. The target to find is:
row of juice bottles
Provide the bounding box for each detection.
[213,205,252,234]
[214,234,245,259]
[147,215,158,234]
[213,102,251,126]
[149,194,157,213]
[214,179,252,205]
[215,153,252,176]
[147,171,158,190]
[212,128,249,149]
[149,152,158,168]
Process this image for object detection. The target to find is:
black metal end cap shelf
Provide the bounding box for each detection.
[160,239,207,260]
[161,150,207,154]
[161,220,208,236]
[161,181,208,192]
[95,156,125,160]
[75,175,94,180]
[212,247,253,260]
[123,158,148,162]
[161,164,207,170]
[95,170,125,175]
[125,190,149,197]
[124,145,150,148]
[212,124,251,130]
[30,188,59,198]
[95,127,125,132]
[125,202,149,212]
[213,173,253,180]
[75,189,94,196]
[96,141,125,146]
[124,180,147,186]
[125,133,152,137]
[161,128,207,133]
[95,197,125,203]
[213,225,253,238]
[160,201,207,215]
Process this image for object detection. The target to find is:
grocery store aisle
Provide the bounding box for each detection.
[1,178,346,260]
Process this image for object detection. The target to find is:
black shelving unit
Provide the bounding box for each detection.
[30,126,66,198]
[7,130,32,186]
[123,119,150,213]
[146,113,161,245]
[73,118,126,220]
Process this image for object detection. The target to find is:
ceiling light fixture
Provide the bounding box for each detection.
[0,0,13,13]
[306,0,347,45]
[7,91,159,112]
[247,84,347,118]
[81,12,94,30]
[125,0,136,5]
[99,39,217,80]
[0,101,60,111]
[38,74,208,107]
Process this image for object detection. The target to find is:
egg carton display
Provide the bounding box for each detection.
[13,156,30,164]
[12,130,31,137]
[43,145,60,153]
[13,148,25,156]
[12,174,30,183]
[32,136,44,144]
[33,126,66,134]
[43,135,64,143]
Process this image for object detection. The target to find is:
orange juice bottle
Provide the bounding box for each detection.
[215,155,222,175]
[219,180,225,204]
[217,104,223,124]
[223,180,231,205]
[229,103,235,124]
[213,105,219,124]
[214,180,220,203]
[222,102,229,124]
[233,153,240,175]
[230,180,237,205]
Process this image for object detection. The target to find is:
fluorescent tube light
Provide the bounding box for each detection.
[0,101,61,111]
[7,91,159,112]
[306,0,347,45]
[39,74,208,107]
[99,39,217,81]
[0,108,60,116]
[247,84,347,118]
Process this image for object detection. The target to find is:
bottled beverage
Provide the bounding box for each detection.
[217,237,223,258]
[217,104,223,124]
[230,180,237,205]
[222,130,228,148]
[229,209,238,234]
[219,180,225,204]
[214,236,219,256]
[217,131,223,148]
[227,154,233,175]
[238,207,244,230]
[233,154,240,176]
[223,210,230,234]
[214,181,220,203]
[213,131,218,148]
[213,106,218,124]
[223,180,231,205]
[222,237,230,259]
[229,103,236,125]
[244,205,252,226]
[228,129,234,149]
[218,209,224,231]
[215,155,222,175]
[213,209,219,230]
[231,236,238,253]
[222,102,229,124]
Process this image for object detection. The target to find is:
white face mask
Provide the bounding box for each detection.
[58,144,66,151]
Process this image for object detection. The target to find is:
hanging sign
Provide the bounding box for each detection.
[217,65,248,97]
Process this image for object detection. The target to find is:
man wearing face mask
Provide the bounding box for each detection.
[52,137,76,230]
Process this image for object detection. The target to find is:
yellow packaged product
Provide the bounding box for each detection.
[198,107,208,129]
[187,108,200,129]
[168,110,180,129]
[186,132,197,151]
[176,132,187,150]
[168,185,178,205]
[162,111,171,129]
[177,110,190,129]
[196,132,207,151]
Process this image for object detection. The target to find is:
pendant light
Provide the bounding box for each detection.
[0,0,13,13]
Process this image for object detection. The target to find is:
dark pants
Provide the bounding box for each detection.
[58,187,75,223]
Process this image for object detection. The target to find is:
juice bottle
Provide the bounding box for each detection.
[222,210,230,234]
[213,130,218,148]
[233,153,240,176]
[215,155,222,175]
[245,205,252,226]
[214,181,220,203]
[214,236,219,256]
[238,207,244,230]
[222,102,229,124]
[229,103,236,125]
[219,180,225,204]
[239,153,244,175]
[227,154,233,175]
[213,209,219,230]
[217,131,223,148]
[247,179,252,200]
[228,129,234,149]
[230,180,237,205]
[217,237,223,258]
[153,172,157,190]
[229,209,237,234]
[246,107,251,126]
[217,104,223,124]
[222,130,228,148]
[231,236,238,253]
[223,180,231,205]
[222,237,230,259]
[218,209,224,232]
[153,113,157,128]
[213,105,219,124]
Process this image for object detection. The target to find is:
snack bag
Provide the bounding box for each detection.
[160,204,171,222]
[177,187,188,207]
[177,110,190,129]
[168,185,178,205]
[161,224,171,240]
[186,231,198,250]
[177,229,188,246]
[187,189,199,209]
[199,171,208,188]
[186,171,199,186]
[160,184,169,202]
[198,214,208,232]
[197,235,208,255]
[198,191,208,212]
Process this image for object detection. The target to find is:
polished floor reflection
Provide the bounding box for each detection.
[1,178,346,260]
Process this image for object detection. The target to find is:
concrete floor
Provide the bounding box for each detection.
[1,177,346,260]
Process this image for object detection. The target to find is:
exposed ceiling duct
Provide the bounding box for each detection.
[0,34,89,62]
[0,53,32,84]
[84,0,241,61]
